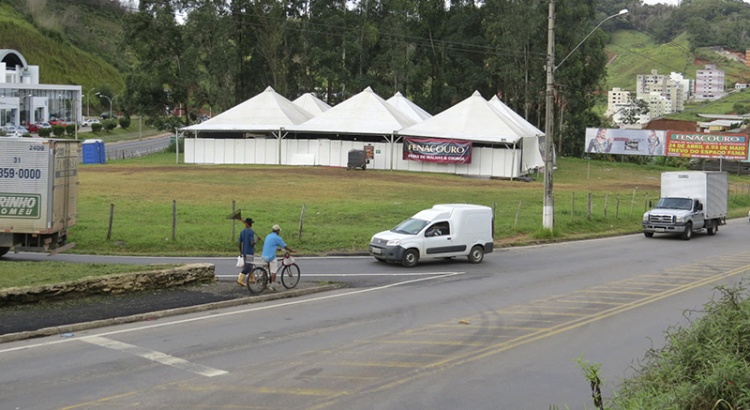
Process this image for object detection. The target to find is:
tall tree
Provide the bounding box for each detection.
[124,0,194,125]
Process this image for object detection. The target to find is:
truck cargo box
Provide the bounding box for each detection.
[0,138,80,254]
[660,171,727,220]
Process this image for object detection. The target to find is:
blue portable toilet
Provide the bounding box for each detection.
[82,139,106,164]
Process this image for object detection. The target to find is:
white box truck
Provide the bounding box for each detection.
[0,137,80,257]
[642,171,727,240]
[369,204,494,267]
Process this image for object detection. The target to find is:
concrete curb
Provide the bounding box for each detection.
[0,283,346,344]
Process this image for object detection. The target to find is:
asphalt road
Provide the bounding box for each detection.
[2,220,749,409]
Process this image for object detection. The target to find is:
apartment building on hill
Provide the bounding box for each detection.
[693,64,726,101]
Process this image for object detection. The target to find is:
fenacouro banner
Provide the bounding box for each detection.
[665,131,749,160]
[403,137,472,164]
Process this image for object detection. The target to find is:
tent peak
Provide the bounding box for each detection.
[471,90,483,97]
[264,86,275,92]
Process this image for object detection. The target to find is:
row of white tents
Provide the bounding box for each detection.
[179,86,546,179]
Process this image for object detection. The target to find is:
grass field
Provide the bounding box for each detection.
[68,153,750,256]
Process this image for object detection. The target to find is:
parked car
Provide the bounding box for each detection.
[0,125,29,137]
[49,119,67,127]
[100,111,112,119]
[27,122,52,133]
[82,118,100,127]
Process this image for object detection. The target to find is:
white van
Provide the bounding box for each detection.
[369,204,494,267]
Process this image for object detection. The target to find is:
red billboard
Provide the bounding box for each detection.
[665,131,749,160]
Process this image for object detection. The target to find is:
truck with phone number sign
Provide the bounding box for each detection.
[0,137,80,257]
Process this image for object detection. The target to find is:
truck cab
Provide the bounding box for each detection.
[642,197,706,239]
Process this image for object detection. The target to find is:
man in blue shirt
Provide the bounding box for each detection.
[262,224,295,285]
[237,218,258,286]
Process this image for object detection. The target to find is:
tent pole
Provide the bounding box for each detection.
[511,141,516,181]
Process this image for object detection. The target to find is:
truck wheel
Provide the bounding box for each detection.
[0,247,8,257]
[468,245,484,264]
[707,222,717,236]
[682,222,693,240]
[401,249,419,267]
[644,232,654,238]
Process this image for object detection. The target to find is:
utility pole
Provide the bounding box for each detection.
[543,0,556,230]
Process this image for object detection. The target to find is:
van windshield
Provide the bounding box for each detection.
[391,218,429,235]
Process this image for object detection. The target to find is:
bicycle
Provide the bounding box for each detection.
[246,253,300,294]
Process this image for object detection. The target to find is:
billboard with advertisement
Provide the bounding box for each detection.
[403,137,472,164]
[584,128,666,156]
[664,131,749,160]
[584,128,750,160]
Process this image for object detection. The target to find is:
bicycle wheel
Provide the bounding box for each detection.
[280,263,300,289]
[247,266,268,294]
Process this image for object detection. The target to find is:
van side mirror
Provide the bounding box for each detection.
[648,200,652,208]
[696,201,703,211]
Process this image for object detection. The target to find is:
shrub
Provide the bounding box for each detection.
[91,123,103,133]
[609,284,750,409]
[65,124,76,136]
[38,127,52,137]
[119,117,131,129]
[103,120,117,132]
[52,125,65,137]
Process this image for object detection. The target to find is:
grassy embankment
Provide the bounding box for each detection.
[4,153,750,288]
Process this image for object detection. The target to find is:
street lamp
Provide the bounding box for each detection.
[543,3,628,230]
[87,87,95,118]
[59,94,79,140]
[95,92,113,119]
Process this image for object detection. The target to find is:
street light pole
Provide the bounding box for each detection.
[88,87,95,118]
[95,92,113,119]
[543,3,628,230]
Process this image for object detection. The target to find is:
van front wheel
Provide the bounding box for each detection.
[468,245,484,264]
[402,249,419,267]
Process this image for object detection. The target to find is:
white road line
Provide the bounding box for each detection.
[0,272,464,354]
[81,336,228,377]
[216,272,461,278]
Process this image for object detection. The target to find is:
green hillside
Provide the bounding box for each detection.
[605,29,750,121]
[0,2,124,108]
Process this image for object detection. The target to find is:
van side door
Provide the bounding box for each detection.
[423,221,465,256]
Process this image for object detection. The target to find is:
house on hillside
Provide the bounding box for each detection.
[0,49,81,128]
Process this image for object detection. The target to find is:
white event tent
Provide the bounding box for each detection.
[181,86,315,164]
[386,92,432,123]
[287,86,417,135]
[182,87,544,178]
[397,91,545,178]
[182,86,313,134]
[292,93,331,116]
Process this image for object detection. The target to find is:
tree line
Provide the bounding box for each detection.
[116,0,750,157]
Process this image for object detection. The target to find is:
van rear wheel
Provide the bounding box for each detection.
[402,249,419,267]
[0,247,8,257]
[468,245,484,264]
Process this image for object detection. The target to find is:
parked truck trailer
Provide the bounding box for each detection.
[0,137,80,257]
[642,171,728,240]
